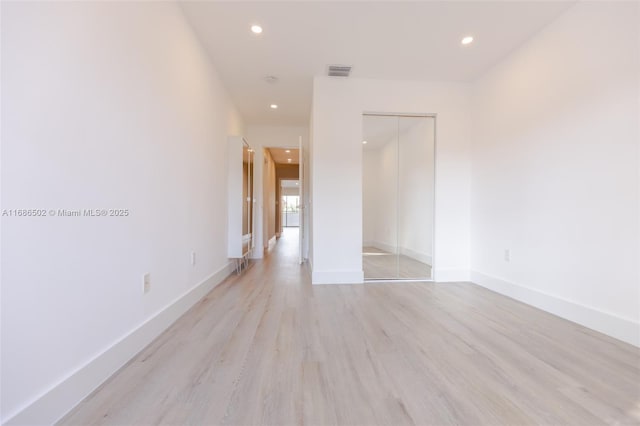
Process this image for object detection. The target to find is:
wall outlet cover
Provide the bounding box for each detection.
[143,273,151,293]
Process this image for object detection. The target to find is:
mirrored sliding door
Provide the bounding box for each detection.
[362,115,399,279]
[362,114,434,280]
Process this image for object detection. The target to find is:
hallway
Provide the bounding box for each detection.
[60,229,639,425]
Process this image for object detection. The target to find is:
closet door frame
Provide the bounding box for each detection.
[362,112,437,282]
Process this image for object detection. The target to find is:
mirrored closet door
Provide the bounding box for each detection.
[362,114,435,280]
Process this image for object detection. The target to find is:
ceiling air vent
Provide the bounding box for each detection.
[328,65,352,77]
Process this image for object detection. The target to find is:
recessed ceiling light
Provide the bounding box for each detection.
[295,182,299,185]
[461,36,474,45]
[285,149,291,153]
[362,140,368,144]
[251,25,263,34]
[270,104,278,109]
[287,159,292,162]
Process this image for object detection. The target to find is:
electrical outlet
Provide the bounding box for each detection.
[190,251,196,266]
[504,249,511,262]
[143,273,151,294]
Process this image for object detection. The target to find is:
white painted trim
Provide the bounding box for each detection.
[362,242,432,266]
[364,278,434,284]
[364,240,397,254]
[470,271,640,347]
[399,247,432,266]
[4,262,236,426]
[434,268,470,282]
[362,112,437,118]
[312,269,364,284]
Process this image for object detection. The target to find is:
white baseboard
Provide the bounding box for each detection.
[4,262,235,426]
[363,240,397,254]
[399,247,432,266]
[312,269,364,284]
[434,268,470,282]
[470,271,640,347]
[363,241,432,265]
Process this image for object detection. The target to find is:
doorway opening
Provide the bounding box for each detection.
[262,146,305,264]
[281,181,300,228]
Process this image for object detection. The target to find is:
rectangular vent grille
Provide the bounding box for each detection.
[328,65,351,77]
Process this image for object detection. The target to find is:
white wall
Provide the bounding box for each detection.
[1,2,243,423]
[470,1,640,346]
[311,77,471,284]
[245,125,309,259]
[308,115,315,269]
[398,118,435,265]
[262,149,277,246]
[363,137,398,252]
[362,149,381,246]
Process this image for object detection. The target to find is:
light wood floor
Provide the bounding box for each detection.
[61,229,640,425]
[363,246,432,279]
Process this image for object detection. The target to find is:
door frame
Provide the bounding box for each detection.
[361,112,437,282]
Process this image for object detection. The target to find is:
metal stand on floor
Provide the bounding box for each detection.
[234,253,250,275]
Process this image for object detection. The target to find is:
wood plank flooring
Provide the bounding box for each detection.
[363,246,432,279]
[60,229,640,425]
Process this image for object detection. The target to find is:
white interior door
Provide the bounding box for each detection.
[298,136,304,264]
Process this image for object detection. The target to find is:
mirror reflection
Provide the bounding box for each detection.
[362,114,434,280]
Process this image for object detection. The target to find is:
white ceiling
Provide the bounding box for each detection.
[181,1,574,126]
